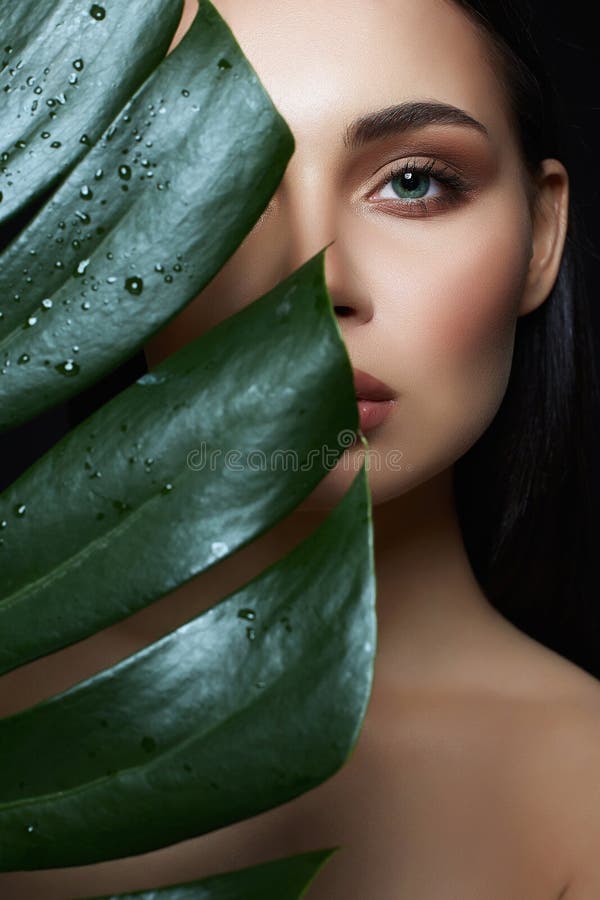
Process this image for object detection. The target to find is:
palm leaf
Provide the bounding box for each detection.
[0,0,293,429]
[0,455,374,869]
[0,0,377,894]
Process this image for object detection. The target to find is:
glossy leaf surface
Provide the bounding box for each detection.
[0,459,374,869]
[0,0,294,430]
[0,0,183,228]
[0,253,359,674]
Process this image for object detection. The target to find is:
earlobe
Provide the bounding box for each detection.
[518,158,570,317]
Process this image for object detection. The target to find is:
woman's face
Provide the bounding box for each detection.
[145,0,537,508]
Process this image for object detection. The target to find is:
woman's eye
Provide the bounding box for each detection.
[375,168,443,203]
[368,160,469,215]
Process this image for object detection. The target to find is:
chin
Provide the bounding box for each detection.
[294,442,415,512]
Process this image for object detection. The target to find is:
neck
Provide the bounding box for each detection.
[271,465,498,692]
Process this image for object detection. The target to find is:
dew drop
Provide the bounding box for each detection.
[161,482,173,494]
[68,73,78,85]
[137,372,165,385]
[26,315,37,327]
[73,58,84,71]
[211,541,229,557]
[17,353,30,364]
[246,627,256,641]
[50,141,61,148]
[217,58,232,70]
[89,4,106,19]
[124,276,143,295]
[14,503,26,517]
[76,258,90,275]
[118,164,131,180]
[237,608,256,621]
[42,298,52,309]
[55,359,80,376]
[40,131,50,139]
[80,184,93,200]
[81,300,91,310]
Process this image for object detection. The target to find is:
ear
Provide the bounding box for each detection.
[518,158,569,317]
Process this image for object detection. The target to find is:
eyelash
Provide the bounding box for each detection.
[371,157,470,216]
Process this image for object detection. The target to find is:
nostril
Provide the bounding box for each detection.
[334,306,353,317]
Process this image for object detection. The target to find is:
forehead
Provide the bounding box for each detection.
[211,0,509,142]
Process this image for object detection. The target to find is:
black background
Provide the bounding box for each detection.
[536,1,600,338]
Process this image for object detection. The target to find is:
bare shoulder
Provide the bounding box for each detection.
[503,647,600,899]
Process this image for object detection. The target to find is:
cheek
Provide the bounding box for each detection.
[426,216,530,387]
[347,197,532,465]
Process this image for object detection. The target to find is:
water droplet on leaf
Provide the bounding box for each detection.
[237,608,256,621]
[124,276,143,295]
[55,359,80,376]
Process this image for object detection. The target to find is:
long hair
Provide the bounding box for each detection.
[452,0,600,676]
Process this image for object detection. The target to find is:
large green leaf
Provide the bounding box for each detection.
[0,0,377,892]
[82,849,336,899]
[0,458,374,869]
[0,252,359,674]
[0,0,183,229]
[0,0,294,430]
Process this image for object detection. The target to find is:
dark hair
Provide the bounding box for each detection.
[451,1,600,676]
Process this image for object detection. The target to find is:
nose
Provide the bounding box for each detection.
[276,169,375,327]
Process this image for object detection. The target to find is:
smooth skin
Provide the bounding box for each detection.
[2,0,600,897]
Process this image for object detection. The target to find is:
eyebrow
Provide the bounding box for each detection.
[343,100,489,150]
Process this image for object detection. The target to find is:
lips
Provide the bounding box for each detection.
[352,367,397,401]
[351,367,398,435]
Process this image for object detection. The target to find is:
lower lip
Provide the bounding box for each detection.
[357,398,396,434]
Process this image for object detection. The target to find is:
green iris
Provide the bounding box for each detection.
[390,171,430,199]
